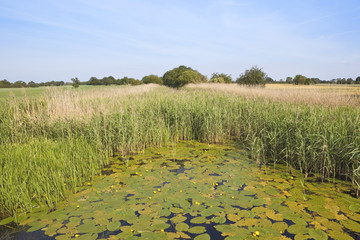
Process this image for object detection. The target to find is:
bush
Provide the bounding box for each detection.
[163,65,207,88]
[209,73,232,83]
[236,66,266,86]
[142,75,163,85]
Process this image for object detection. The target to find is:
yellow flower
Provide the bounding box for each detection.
[76,205,80,208]
[157,188,161,191]
[153,191,157,194]
[111,185,114,188]
[180,190,182,192]
[255,231,260,236]
[75,234,80,238]
[160,229,164,232]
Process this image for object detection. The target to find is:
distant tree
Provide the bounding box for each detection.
[28,81,40,88]
[293,75,308,85]
[142,75,163,85]
[336,78,346,84]
[88,77,101,85]
[209,73,232,83]
[130,78,142,85]
[163,65,207,88]
[285,77,293,84]
[356,76,360,84]
[0,79,11,88]
[71,77,80,88]
[101,76,116,85]
[11,81,27,88]
[309,78,320,84]
[236,66,266,86]
[346,78,354,84]
[118,77,131,85]
[265,77,274,83]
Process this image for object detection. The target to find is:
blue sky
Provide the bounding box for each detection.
[1,0,359,83]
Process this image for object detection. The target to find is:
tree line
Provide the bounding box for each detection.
[1,65,360,88]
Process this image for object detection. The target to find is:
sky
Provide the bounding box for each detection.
[0,0,359,83]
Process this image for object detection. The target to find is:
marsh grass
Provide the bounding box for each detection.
[0,83,359,217]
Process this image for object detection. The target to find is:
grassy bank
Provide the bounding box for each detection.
[0,84,359,217]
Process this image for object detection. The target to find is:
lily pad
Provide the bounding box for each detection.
[176,222,189,232]
[308,229,328,240]
[107,221,121,232]
[188,226,206,234]
[194,233,211,240]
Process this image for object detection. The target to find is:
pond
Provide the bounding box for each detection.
[1,141,360,240]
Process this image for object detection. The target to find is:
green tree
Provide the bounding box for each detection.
[130,78,142,85]
[346,78,354,84]
[209,73,232,83]
[163,65,207,88]
[236,66,266,86]
[88,77,101,85]
[11,81,27,88]
[285,77,293,84]
[71,77,80,88]
[265,77,274,83]
[356,76,360,84]
[293,75,307,85]
[0,79,11,88]
[118,77,131,85]
[142,75,163,85]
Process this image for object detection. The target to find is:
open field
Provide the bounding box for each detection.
[0,83,360,219]
[0,87,46,99]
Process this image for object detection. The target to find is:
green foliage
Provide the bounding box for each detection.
[209,73,232,83]
[293,75,311,85]
[0,79,11,88]
[130,78,142,86]
[356,76,360,84]
[285,77,293,84]
[71,77,80,88]
[142,75,163,85]
[236,66,266,86]
[163,65,207,88]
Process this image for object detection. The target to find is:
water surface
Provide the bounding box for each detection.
[1,141,360,240]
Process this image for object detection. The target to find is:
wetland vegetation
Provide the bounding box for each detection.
[1,83,360,239]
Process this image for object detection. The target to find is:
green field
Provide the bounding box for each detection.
[0,87,46,99]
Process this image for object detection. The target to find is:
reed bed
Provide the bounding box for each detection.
[186,83,360,108]
[0,84,359,217]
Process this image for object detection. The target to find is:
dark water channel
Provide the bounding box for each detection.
[1,141,360,240]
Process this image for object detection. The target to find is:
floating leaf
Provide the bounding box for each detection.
[190,217,207,224]
[287,224,308,235]
[107,221,121,232]
[308,229,328,240]
[175,223,189,232]
[194,233,210,240]
[349,204,360,213]
[188,226,206,234]
[170,215,187,224]
[78,233,98,240]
